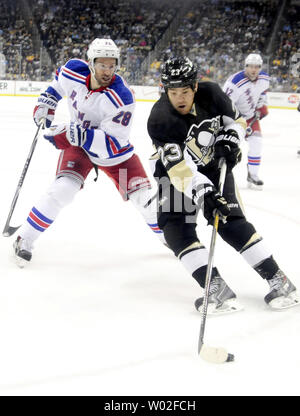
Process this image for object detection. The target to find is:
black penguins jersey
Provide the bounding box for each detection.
[147,81,246,195]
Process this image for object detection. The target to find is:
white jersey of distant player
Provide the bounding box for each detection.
[223,70,270,120]
[45,58,135,166]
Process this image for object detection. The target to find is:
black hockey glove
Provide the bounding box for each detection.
[214,129,241,170]
[193,184,230,225]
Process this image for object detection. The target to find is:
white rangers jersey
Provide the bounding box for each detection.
[45,58,135,166]
[223,70,270,120]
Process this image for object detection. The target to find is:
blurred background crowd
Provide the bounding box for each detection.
[0,0,299,92]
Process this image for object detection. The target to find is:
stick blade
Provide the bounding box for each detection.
[2,225,21,237]
[199,344,234,364]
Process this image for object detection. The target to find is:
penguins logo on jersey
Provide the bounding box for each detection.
[186,117,221,166]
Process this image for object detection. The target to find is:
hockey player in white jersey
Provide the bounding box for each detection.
[223,53,269,189]
[13,38,164,267]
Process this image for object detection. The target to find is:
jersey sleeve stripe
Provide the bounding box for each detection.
[108,134,121,150]
[109,75,134,105]
[84,148,99,158]
[105,134,134,158]
[258,75,270,81]
[104,92,120,108]
[62,72,86,85]
[108,135,118,154]
[236,78,250,88]
[106,88,124,106]
[45,86,62,101]
[110,145,133,158]
[63,67,86,81]
[82,131,94,152]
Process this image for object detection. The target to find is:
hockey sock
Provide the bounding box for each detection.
[18,176,81,244]
[253,256,279,280]
[220,220,278,281]
[247,134,262,176]
[239,235,279,280]
[192,266,219,289]
[129,188,166,244]
[248,156,261,176]
[178,244,212,288]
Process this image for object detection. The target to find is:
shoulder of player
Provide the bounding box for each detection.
[228,70,248,87]
[107,74,135,106]
[196,81,226,104]
[148,96,187,143]
[148,94,173,124]
[197,81,223,95]
[258,71,270,82]
[61,59,90,83]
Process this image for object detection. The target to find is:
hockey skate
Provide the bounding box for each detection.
[264,270,299,310]
[247,169,264,190]
[13,236,32,268]
[195,276,243,315]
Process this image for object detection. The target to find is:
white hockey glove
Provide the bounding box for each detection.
[43,122,91,149]
[33,92,58,128]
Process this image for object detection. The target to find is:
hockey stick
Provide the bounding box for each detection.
[246,113,260,136]
[2,120,45,237]
[198,157,234,364]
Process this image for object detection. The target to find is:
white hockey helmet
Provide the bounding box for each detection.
[245,53,263,67]
[87,38,120,71]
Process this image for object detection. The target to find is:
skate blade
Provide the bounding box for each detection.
[14,255,29,269]
[201,298,244,316]
[268,291,300,311]
[247,182,263,191]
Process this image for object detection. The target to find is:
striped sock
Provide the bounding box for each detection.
[27,206,53,232]
[147,222,163,234]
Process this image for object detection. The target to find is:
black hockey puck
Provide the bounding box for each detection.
[226,353,235,362]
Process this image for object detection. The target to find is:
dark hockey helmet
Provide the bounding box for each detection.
[161,57,197,90]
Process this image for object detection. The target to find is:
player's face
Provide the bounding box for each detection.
[93,57,117,86]
[167,85,196,115]
[245,64,261,81]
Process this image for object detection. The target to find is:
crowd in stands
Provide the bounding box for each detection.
[142,0,281,88]
[0,0,299,92]
[0,0,47,80]
[268,2,300,92]
[0,0,44,80]
[31,0,178,83]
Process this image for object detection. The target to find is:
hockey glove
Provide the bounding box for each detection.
[44,122,92,149]
[33,92,58,128]
[214,129,241,170]
[193,183,230,225]
[255,105,268,120]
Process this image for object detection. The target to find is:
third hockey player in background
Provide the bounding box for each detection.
[223,53,269,190]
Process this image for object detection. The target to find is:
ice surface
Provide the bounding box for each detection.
[0,96,299,396]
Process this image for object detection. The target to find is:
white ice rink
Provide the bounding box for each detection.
[0,96,300,396]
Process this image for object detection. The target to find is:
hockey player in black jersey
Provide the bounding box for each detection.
[147,57,299,312]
